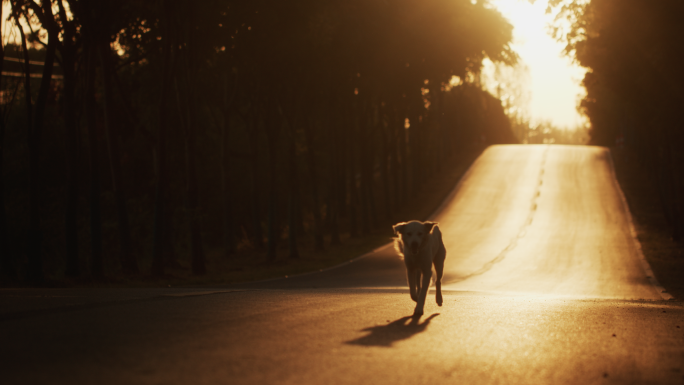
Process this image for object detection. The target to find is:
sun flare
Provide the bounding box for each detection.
[484,0,587,130]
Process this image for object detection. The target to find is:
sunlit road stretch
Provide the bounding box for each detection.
[2,145,683,385]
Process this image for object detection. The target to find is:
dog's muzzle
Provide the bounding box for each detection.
[410,242,419,255]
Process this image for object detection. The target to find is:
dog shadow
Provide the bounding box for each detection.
[345,313,439,348]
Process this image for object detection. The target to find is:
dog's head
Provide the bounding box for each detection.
[393,220,437,256]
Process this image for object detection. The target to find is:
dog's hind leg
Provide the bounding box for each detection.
[434,254,445,306]
[434,244,446,306]
[407,267,418,302]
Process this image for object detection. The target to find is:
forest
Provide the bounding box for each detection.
[551,0,684,242]
[0,0,519,284]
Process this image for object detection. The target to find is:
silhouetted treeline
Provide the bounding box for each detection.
[0,0,517,283]
[553,0,684,241]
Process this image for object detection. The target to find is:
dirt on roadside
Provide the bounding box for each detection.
[612,148,684,300]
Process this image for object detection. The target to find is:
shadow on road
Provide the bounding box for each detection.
[345,313,439,347]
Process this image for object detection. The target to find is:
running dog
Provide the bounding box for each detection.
[393,220,447,316]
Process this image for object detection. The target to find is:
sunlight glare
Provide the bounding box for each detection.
[484,0,587,130]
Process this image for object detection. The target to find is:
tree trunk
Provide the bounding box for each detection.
[17,7,57,283]
[408,95,423,195]
[0,9,11,279]
[178,17,206,275]
[389,107,400,209]
[338,117,348,220]
[354,106,370,236]
[265,104,280,260]
[304,119,325,251]
[62,40,80,278]
[281,104,301,258]
[246,116,264,249]
[328,117,341,246]
[365,109,378,227]
[85,47,103,278]
[17,22,35,282]
[378,102,392,221]
[186,133,206,274]
[398,107,409,201]
[151,3,174,276]
[99,43,138,275]
[348,147,360,238]
[348,107,360,238]
[221,78,236,256]
[287,134,300,258]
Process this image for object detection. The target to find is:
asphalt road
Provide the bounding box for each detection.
[2,145,683,385]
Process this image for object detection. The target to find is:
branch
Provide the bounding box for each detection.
[57,0,78,47]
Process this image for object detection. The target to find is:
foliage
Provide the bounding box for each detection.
[0,0,518,283]
[550,0,684,241]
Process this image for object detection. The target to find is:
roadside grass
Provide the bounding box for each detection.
[56,146,485,288]
[612,148,684,300]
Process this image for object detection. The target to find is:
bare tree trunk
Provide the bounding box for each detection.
[389,106,400,209]
[177,16,206,275]
[398,107,409,201]
[220,119,236,255]
[364,108,378,227]
[221,77,236,256]
[0,8,10,279]
[17,22,35,282]
[246,115,264,249]
[304,119,325,251]
[360,137,372,233]
[338,117,348,220]
[61,27,80,278]
[186,130,205,274]
[151,1,174,276]
[328,115,341,246]
[433,89,445,173]
[287,132,300,258]
[348,142,360,238]
[265,101,281,260]
[99,43,138,275]
[16,4,58,283]
[378,102,392,221]
[355,105,370,236]
[348,104,360,238]
[281,103,301,258]
[85,47,103,278]
[408,95,423,196]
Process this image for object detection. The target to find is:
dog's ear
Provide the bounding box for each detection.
[423,221,438,232]
[392,222,406,236]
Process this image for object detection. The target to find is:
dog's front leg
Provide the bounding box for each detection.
[414,270,432,316]
[406,267,418,302]
[414,270,422,296]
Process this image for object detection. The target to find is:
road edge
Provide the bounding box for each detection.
[607,148,674,300]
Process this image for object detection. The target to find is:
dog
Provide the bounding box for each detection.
[393,220,447,316]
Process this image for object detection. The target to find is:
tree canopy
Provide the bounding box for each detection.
[0,0,518,283]
[551,0,684,241]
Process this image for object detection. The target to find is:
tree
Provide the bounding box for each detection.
[0,0,518,283]
[551,0,684,241]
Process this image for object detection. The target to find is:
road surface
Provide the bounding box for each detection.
[2,145,683,385]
